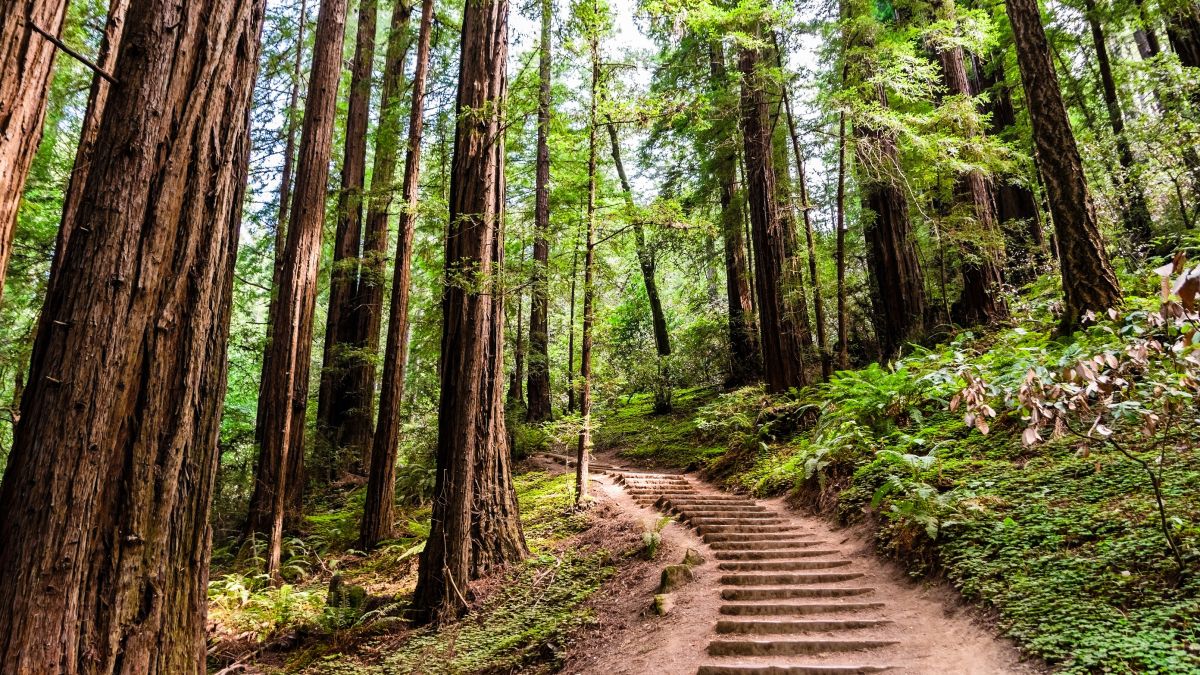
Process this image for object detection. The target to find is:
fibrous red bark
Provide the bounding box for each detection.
[0,0,70,304]
[0,0,265,667]
[361,0,432,551]
[739,37,808,393]
[249,0,349,579]
[412,0,527,622]
[1005,0,1122,327]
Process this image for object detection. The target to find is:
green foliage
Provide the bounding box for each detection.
[605,285,1200,672]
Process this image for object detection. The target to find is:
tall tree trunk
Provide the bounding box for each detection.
[739,37,807,394]
[606,121,672,411]
[577,31,599,504]
[1005,0,1122,328]
[1084,0,1153,244]
[255,0,307,454]
[412,0,526,622]
[361,0,432,551]
[317,0,378,472]
[933,2,1008,326]
[249,0,348,580]
[346,0,415,477]
[853,85,926,359]
[50,0,130,286]
[969,53,1045,282]
[566,220,579,413]
[845,0,924,359]
[835,111,850,370]
[607,124,670,360]
[769,98,815,357]
[526,0,553,422]
[1137,0,1200,216]
[0,0,69,304]
[1166,1,1200,69]
[708,41,758,386]
[774,33,830,377]
[508,244,525,407]
[0,0,264,665]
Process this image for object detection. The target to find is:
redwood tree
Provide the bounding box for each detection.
[50,0,130,285]
[1005,0,1122,327]
[845,4,926,359]
[0,0,69,303]
[0,0,265,667]
[249,0,349,579]
[361,0,434,550]
[708,40,758,385]
[412,0,527,622]
[739,35,808,393]
[526,0,553,422]
[317,0,379,470]
[932,0,1007,326]
[1083,0,1152,244]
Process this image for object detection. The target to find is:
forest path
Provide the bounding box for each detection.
[540,452,1040,675]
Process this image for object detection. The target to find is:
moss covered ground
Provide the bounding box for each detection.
[207,470,628,673]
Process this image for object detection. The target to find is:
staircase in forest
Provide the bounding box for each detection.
[610,469,899,675]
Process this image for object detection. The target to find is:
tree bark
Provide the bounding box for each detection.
[317,0,378,472]
[774,36,830,378]
[607,124,670,358]
[1005,0,1122,328]
[708,41,758,386]
[969,53,1046,272]
[835,111,850,369]
[248,0,348,579]
[0,0,264,666]
[0,0,70,304]
[607,121,672,411]
[360,0,432,551]
[50,0,130,287]
[739,38,807,393]
[932,4,1007,326]
[255,0,307,454]
[1084,0,1153,244]
[345,0,415,477]
[577,31,599,503]
[1166,1,1200,69]
[412,0,526,622]
[507,240,525,407]
[853,85,926,359]
[567,220,579,413]
[525,0,553,422]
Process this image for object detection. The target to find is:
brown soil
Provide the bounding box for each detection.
[554,452,1046,675]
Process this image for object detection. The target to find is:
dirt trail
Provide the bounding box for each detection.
[544,453,1041,675]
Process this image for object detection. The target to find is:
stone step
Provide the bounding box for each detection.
[708,539,825,550]
[721,587,876,601]
[720,572,865,586]
[669,505,770,514]
[714,549,842,561]
[663,499,763,507]
[715,619,892,635]
[696,663,895,675]
[704,532,815,543]
[698,524,803,536]
[707,639,899,657]
[719,602,885,616]
[659,493,756,499]
[676,505,774,514]
[718,559,853,572]
[686,517,789,526]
